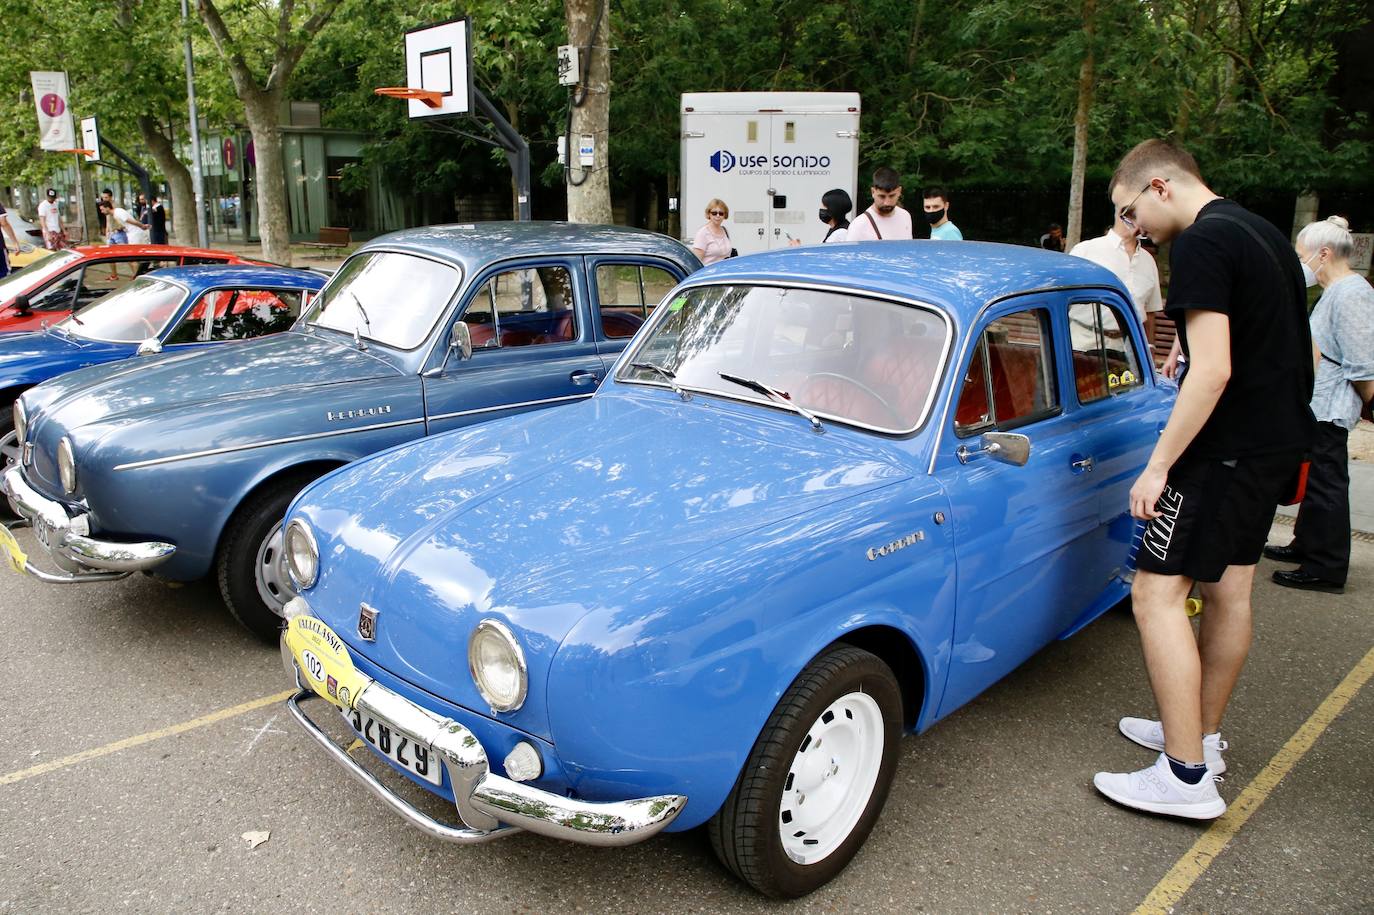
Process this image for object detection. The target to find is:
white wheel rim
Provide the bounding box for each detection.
[254,520,294,616]
[778,690,885,865]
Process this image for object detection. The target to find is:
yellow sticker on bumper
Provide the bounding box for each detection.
[0,525,27,575]
[284,615,373,712]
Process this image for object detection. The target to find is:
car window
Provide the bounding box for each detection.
[25,272,80,313]
[1068,301,1144,404]
[463,265,577,349]
[954,308,1058,435]
[594,263,679,338]
[619,283,948,434]
[76,259,178,309]
[310,251,460,349]
[61,277,187,343]
[179,256,229,266]
[164,288,304,345]
[0,250,79,299]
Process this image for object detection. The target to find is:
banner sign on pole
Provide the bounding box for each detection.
[31,71,76,151]
[80,116,102,162]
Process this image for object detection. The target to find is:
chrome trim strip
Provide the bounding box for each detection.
[426,393,591,425]
[112,417,426,471]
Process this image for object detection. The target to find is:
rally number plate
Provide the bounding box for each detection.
[343,708,441,786]
[0,525,25,575]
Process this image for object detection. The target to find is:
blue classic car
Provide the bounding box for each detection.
[275,241,1175,897]
[1,224,699,637]
[0,264,324,461]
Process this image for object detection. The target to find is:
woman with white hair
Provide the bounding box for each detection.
[1265,215,1374,593]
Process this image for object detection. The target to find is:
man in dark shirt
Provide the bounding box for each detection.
[1092,140,1314,820]
[147,192,168,244]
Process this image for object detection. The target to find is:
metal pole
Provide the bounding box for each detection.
[181,0,209,247]
[473,89,531,221]
[73,153,89,244]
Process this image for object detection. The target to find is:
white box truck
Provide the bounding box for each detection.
[680,92,861,255]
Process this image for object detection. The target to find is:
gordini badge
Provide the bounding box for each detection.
[358,603,379,642]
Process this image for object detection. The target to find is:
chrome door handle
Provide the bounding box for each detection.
[1071,456,1095,472]
[570,370,600,386]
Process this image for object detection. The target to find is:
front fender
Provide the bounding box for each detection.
[546,481,956,830]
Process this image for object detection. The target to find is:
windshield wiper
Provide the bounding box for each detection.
[718,372,824,433]
[629,361,689,400]
[346,291,370,350]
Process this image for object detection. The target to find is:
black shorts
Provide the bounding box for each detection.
[1135,451,1304,582]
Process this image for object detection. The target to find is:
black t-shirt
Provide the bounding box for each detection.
[149,203,168,243]
[1166,198,1315,460]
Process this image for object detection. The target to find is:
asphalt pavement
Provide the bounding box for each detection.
[0,523,1369,914]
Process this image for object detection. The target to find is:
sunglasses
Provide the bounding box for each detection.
[709,210,726,216]
[1119,178,1167,229]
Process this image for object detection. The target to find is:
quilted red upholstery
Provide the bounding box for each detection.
[1072,352,1109,402]
[954,342,1047,427]
[861,335,943,421]
[798,375,895,427]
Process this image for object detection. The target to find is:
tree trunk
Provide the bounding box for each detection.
[242,91,291,264]
[136,115,198,244]
[565,0,612,224]
[1066,0,1096,251]
[1292,192,1319,242]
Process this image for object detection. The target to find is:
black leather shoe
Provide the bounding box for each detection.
[1262,543,1303,563]
[1272,569,1344,593]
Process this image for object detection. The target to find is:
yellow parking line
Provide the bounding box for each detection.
[1134,645,1374,915]
[0,689,295,787]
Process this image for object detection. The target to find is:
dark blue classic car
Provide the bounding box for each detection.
[276,241,1174,897]
[2,224,699,636]
[0,264,324,460]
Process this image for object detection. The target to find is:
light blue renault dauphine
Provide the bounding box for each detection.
[277,240,1174,897]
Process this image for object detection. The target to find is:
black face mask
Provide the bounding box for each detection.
[818,208,832,224]
[924,208,946,225]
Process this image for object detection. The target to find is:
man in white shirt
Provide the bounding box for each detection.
[1069,212,1164,340]
[37,188,65,250]
[846,166,913,241]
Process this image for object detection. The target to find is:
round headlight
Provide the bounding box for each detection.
[57,437,76,494]
[468,620,527,712]
[284,519,319,590]
[12,399,26,444]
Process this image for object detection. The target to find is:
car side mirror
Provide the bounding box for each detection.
[449,321,473,361]
[13,294,31,316]
[956,431,1031,466]
[136,338,163,356]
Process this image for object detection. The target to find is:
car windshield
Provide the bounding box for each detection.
[57,277,187,343]
[0,250,80,300]
[617,284,949,434]
[309,251,460,349]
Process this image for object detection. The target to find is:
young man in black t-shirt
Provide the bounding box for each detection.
[1092,140,1315,820]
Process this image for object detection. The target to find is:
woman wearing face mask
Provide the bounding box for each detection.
[1264,215,1374,593]
[788,188,853,246]
[691,198,733,265]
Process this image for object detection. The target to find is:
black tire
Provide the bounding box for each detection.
[0,398,17,519]
[216,474,316,640]
[709,645,903,898]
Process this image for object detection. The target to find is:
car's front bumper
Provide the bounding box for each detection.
[1,463,176,582]
[280,598,687,847]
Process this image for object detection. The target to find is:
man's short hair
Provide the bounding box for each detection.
[1048,222,1062,231]
[923,186,950,203]
[1110,139,1203,195]
[871,166,901,192]
[102,187,113,196]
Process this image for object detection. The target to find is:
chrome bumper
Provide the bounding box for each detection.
[280,623,687,847]
[1,464,176,582]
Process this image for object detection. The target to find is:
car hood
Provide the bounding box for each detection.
[0,330,126,384]
[22,330,400,429]
[294,391,914,739]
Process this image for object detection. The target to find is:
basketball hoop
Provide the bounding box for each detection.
[57,148,96,157]
[374,87,444,108]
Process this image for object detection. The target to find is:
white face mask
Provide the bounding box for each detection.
[1301,252,1322,288]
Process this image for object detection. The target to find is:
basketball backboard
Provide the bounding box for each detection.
[79,116,101,162]
[403,18,473,119]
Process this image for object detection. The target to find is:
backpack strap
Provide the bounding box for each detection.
[1198,211,1305,314]
[864,210,882,240]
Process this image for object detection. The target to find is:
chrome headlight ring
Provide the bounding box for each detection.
[468,619,528,713]
[284,518,319,591]
[12,399,26,444]
[57,437,77,494]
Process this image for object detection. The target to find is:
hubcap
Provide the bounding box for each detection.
[778,691,885,865]
[0,430,18,468]
[254,520,295,616]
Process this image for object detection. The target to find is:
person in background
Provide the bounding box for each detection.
[133,192,148,223]
[147,192,169,245]
[37,188,65,250]
[0,203,23,279]
[99,187,114,237]
[1264,215,1374,594]
[846,167,913,241]
[923,187,963,240]
[1069,209,1163,339]
[691,198,733,265]
[1040,223,1066,251]
[789,188,853,246]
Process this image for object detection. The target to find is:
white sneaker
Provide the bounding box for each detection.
[1118,716,1228,775]
[1093,753,1227,820]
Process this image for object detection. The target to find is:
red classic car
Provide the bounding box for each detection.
[0,245,266,333]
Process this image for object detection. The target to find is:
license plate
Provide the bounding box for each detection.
[33,518,54,550]
[0,525,25,574]
[343,708,441,786]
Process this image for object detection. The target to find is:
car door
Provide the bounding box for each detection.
[421,258,606,436]
[586,256,692,369]
[933,299,1107,718]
